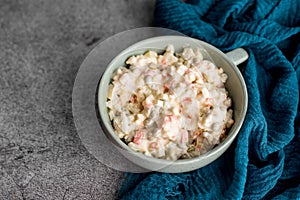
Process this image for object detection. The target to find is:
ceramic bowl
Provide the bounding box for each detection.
[98,35,248,173]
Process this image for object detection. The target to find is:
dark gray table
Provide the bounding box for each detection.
[0,1,155,199]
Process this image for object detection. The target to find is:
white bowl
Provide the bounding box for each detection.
[98,35,248,173]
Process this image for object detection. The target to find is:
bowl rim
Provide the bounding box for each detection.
[98,35,248,165]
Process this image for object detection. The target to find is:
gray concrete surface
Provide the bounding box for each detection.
[0,1,155,199]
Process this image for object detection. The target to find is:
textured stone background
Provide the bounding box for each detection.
[0,1,155,199]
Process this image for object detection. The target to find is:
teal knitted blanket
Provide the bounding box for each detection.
[118,0,300,199]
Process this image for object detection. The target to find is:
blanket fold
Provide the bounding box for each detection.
[119,0,300,199]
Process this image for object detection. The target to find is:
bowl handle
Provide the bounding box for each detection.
[225,48,249,66]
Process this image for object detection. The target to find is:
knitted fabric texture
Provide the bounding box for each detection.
[118,0,300,199]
